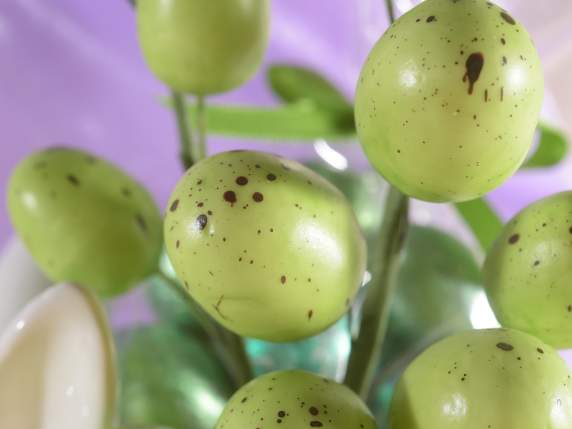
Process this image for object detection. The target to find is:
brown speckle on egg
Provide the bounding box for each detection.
[223,190,237,205]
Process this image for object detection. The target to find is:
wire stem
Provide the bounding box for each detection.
[344,186,408,399]
[343,0,407,400]
[385,0,396,22]
[125,0,251,391]
[169,92,252,387]
[158,272,252,388]
[194,95,208,160]
[171,90,194,170]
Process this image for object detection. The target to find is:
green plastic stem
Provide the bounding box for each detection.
[171,90,195,170]
[344,1,409,400]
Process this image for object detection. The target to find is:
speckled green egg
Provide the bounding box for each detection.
[355,0,544,202]
[163,151,366,342]
[7,147,162,297]
[136,0,269,95]
[390,328,572,429]
[484,191,572,348]
[215,370,377,429]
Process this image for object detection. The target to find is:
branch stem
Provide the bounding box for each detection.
[343,0,406,400]
[169,92,251,387]
[171,90,194,170]
[158,272,253,388]
[194,95,208,160]
[125,0,251,391]
[385,0,396,22]
[344,186,408,399]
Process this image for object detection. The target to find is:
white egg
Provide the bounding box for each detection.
[0,236,51,331]
[0,283,116,429]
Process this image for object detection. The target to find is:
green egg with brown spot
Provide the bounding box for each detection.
[390,328,572,428]
[7,147,162,297]
[355,0,543,202]
[164,151,366,342]
[215,370,377,429]
[484,191,572,348]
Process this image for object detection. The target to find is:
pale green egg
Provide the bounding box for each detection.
[137,0,269,95]
[355,0,543,202]
[390,328,572,428]
[7,147,162,297]
[215,370,378,429]
[163,151,366,342]
[484,191,572,348]
[117,325,233,429]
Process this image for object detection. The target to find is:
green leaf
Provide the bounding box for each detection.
[267,64,353,115]
[523,123,569,169]
[454,198,503,251]
[184,102,356,141]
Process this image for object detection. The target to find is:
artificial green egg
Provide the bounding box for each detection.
[383,225,482,366]
[215,370,378,429]
[163,151,366,342]
[136,0,269,95]
[484,191,572,348]
[117,325,233,429]
[7,147,162,297]
[355,0,543,202]
[390,328,572,428]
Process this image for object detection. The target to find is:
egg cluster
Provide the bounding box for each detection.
[4,1,569,428]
